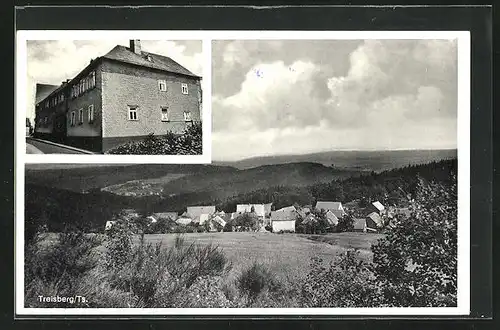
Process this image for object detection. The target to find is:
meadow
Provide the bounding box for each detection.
[137,232,383,286]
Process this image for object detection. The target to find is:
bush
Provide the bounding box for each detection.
[103,219,134,270]
[236,262,281,301]
[300,250,379,307]
[370,176,458,307]
[25,230,102,307]
[336,212,355,232]
[105,122,202,155]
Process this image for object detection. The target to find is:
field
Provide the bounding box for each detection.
[137,232,384,284]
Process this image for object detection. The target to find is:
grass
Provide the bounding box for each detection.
[137,232,383,285]
[30,231,384,308]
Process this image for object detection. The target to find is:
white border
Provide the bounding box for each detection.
[16,30,471,316]
[16,30,212,164]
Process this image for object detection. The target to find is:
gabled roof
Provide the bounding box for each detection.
[271,210,297,221]
[353,218,366,231]
[301,214,317,225]
[366,212,383,227]
[371,201,385,211]
[276,205,297,213]
[211,215,226,227]
[315,201,344,211]
[192,213,210,224]
[103,45,201,79]
[325,210,339,226]
[186,206,216,218]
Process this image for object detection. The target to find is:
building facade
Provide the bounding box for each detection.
[34,40,202,152]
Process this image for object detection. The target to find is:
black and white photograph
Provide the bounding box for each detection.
[17,33,470,315]
[18,32,209,159]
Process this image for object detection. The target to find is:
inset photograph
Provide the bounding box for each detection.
[18,33,208,159]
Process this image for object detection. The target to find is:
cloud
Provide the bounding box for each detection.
[212,39,458,160]
[25,40,202,121]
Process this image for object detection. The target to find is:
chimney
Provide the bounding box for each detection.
[130,40,141,55]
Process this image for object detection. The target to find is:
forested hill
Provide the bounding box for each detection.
[209,158,458,213]
[25,158,457,232]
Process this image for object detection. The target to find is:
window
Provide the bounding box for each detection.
[183,111,192,121]
[161,107,169,121]
[90,71,96,88]
[181,83,188,95]
[88,105,94,123]
[158,80,167,92]
[78,109,84,124]
[70,111,76,126]
[128,106,138,121]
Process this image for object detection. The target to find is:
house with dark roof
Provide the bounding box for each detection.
[34,40,202,152]
[365,212,384,230]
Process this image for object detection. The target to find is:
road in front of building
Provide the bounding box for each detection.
[26,138,93,154]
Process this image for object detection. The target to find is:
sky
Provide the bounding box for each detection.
[211,39,458,161]
[25,40,202,122]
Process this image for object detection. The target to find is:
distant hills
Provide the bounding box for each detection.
[157,162,361,204]
[25,164,237,192]
[24,157,458,232]
[214,149,458,171]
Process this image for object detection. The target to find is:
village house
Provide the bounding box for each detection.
[186,205,216,218]
[368,201,385,215]
[236,204,267,219]
[315,201,346,218]
[34,40,202,152]
[192,213,210,226]
[365,212,384,230]
[325,210,339,226]
[353,218,367,232]
[148,212,178,223]
[270,210,297,233]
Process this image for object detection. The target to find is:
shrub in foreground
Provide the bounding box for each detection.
[105,122,202,155]
[236,262,281,302]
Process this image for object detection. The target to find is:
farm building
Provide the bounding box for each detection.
[366,212,384,230]
[301,213,316,225]
[353,218,367,232]
[369,201,385,215]
[325,210,339,226]
[34,39,202,152]
[271,210,297,233]
[208,215,226,232]
[236,204,267,218]
[315,201,346,218]
[186,205,216,218]
[192,213,210,225]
